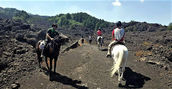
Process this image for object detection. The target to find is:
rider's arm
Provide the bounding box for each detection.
[46,33,53,40]
[100,31,102,36]
[120,29,125,41]
[112,30,114,40]
[55,31,59,36]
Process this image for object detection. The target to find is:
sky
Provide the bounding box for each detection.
[0,0,171,25]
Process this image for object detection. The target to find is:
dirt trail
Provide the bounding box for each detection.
[16,43,171,89]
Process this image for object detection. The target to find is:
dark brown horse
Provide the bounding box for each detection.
[36,36,68,81]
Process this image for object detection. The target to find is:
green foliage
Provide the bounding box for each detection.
[58,14,64,17]
[49,12,110,30]
[66,13,72,19]
[167,23,172,30]
[13,10,30,22]
[0,8,111,29]
[58,16,69,27]
[0,8,20,18]
[72,12,89,23]
[69,20,83,26]
[69,20,83,29]
[83,17,95,30]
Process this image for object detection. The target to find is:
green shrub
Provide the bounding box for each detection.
[167,23,172,30]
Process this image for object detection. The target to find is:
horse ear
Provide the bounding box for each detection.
[58,36,62,40]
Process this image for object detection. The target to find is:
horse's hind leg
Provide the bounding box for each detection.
[45,57,49,70]
[37,54,42,68]
[100,39,102,47]
[118,66,126,87]
[121,66,125,81]
[54,57,57,74]
[118,67,123,87]
[49,58,53,81]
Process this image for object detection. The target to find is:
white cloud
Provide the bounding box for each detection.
[140,0,144,3]
[112,0,121,7]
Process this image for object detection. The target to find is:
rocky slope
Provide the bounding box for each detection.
[4,44,171,89]
[0,18,41,88]
[0,18,73,88]
[0,8,171,88]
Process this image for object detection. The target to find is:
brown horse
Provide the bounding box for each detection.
[36,36,68,81]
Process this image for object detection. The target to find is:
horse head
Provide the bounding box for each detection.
[53,34,69,45]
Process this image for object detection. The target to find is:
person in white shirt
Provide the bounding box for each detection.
[106,21,125,58]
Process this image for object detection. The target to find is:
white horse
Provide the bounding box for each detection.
[97,36,103,49]
[110,44,128,87]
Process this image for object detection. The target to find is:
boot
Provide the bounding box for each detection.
[106,45,112,58]
[41,49,44,58]
[106,52,111,58]
[41,41,47,58]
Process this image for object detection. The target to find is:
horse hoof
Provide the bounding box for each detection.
[122,78,125,81]
[125,83,129,87]
[118,83,122,87]
[49,78,53,81]
[106,54,111,58]
[39,69,42,72]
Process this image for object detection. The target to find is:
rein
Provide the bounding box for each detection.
[51,39,60,47]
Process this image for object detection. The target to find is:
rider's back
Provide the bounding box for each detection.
[97,30,102,36]
[47,28,59,38]
[112,28,125,41]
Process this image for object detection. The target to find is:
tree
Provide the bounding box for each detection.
[58,16,69,27]
[167,23,172,30]
[13,10,30,22]
[66,13,71,19]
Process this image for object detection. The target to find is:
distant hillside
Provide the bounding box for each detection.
[123,21,167,32]
[0,7,51,28]
[0,7,19,19]
[0,7,167,33]
[49,12,111,30]
[0,7,111,30]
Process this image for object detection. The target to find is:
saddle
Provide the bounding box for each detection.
[115,41,125,46]
[97,36,103,42]
[97,36,102,39]
[43,41,53,56]
[39,40,46,50]
[111,41,125,51]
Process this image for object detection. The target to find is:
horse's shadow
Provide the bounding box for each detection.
[100,48,108,51]
[122,67,151,88]
[41,67,88,89]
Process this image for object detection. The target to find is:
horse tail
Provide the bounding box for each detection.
[36,40,43,63]
[111,49,124,77]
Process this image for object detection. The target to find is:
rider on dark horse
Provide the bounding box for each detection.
[106,21,125,58]
[41,24,59,57]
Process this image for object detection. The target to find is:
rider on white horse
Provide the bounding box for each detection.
[97,28,103,43]
[106,21,125,58]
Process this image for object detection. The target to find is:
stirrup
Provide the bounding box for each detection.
[106,54,111,58]
[41,54,44,58]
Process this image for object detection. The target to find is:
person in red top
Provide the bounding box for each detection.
[97,28,102,36]
[97,28,103,44]
[106,21,125,58]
